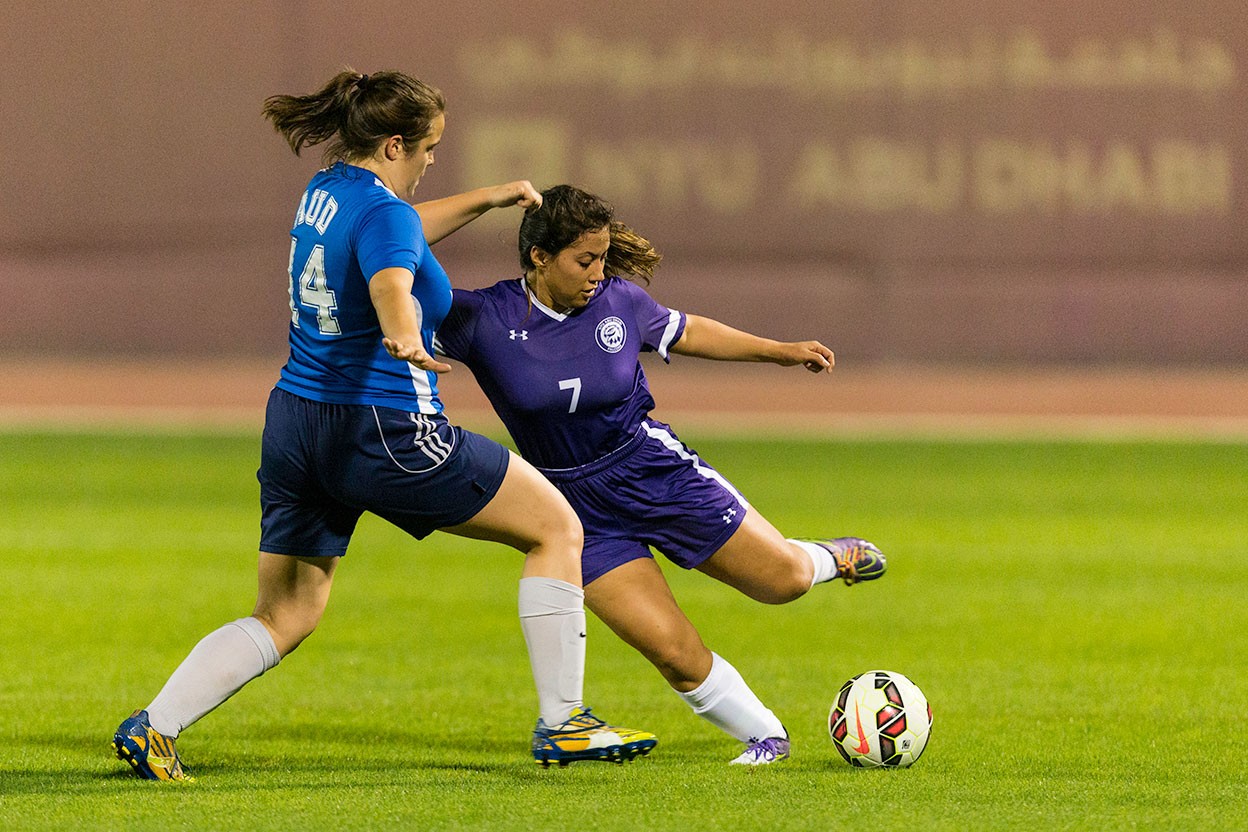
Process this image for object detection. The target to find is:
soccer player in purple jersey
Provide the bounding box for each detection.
[434,185,887,765]
[112,75,653,781]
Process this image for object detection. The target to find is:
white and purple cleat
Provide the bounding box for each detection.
[730,735,791,766]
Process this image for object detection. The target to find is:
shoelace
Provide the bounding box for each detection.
[743,736,787,761]
[558,708,607,731]
[836,547,865,582]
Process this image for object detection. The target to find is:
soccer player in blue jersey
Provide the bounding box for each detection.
[433,185,887,765]
[112,73,654,781]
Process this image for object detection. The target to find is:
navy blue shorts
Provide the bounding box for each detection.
[258,387,510,557]
[538,420,749,585]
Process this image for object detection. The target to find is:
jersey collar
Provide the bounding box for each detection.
[521,278,570,322]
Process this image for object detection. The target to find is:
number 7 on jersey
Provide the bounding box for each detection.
[558,378,581,413]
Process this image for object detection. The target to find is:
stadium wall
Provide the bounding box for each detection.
[1,1,1245,365]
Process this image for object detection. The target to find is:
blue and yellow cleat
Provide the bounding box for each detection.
[818,537,887,586]
[532,706,657,767]
[112,709,192,781]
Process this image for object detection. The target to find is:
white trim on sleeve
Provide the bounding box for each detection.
[657,309,683,359]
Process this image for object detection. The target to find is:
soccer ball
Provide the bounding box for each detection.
[828,670,932,768]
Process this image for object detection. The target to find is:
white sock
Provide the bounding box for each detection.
[518,577,586,726]
[678,653,785,742]
[789,539,839,587]
[145,617,281,737]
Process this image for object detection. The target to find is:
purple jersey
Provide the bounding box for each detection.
[435,277,686,468]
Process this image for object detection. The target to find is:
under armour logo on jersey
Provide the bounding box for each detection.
[509,329,529,341]
[722,507,738,524]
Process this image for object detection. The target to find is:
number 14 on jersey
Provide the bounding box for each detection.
[288,240,342,335]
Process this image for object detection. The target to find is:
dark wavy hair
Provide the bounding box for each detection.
[519,185,662,284]
[261,69,445,164]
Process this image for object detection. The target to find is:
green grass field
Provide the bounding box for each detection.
[1,431,1245,830]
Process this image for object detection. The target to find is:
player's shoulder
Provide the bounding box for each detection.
[453,278,526,315]
[601,275,653,300]
[322,164,419,222]
[312,162,382,197]
[467,277,526,305]
[598,276,665,314]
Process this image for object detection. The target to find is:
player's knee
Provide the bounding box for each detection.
[253,605,323,656]
[772,548,815,603]
[521,505,583,586]
[645,631,709,687]
[782,564,813,602]
[752,564,810,605]
[541,501,583,554]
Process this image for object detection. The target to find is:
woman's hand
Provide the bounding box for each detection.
[773,340,835,373]
[488,180,542,210]
[382,337,452,373]
[417,182,543,244]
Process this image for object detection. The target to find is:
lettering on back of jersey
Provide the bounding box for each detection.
[295,188,340,234]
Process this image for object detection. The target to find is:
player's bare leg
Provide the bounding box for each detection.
[253,552,339,655]
[696,510,814,603]
[114,552,334,780]
[697,510,885,603]
[443,451,582,586]
[586,558,787,764]
[445,451,655,765]
[585,558,711,692]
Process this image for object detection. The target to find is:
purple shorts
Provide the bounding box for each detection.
[258,387,510,557]
[538,420,749,585]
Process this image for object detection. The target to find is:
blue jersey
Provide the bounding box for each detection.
[276,161,450,413]
[435,277,686,469]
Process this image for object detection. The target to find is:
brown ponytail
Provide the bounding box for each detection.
[606,221,661,285]
[262,69,445,164]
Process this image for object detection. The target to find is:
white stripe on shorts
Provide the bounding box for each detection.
[411,412,452,465]
[641,421,751,510]
[421,430,454,466]
[373,407,454,474]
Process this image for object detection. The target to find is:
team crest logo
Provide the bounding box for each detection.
[595,317,627,353]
